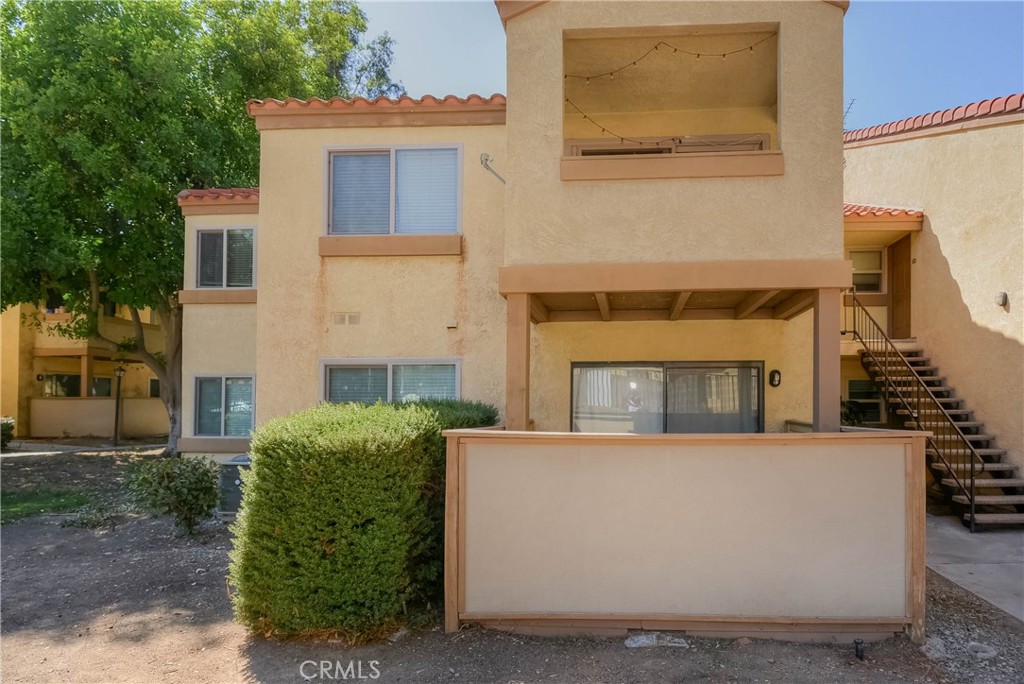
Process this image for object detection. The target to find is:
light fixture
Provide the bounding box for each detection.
[769,370,782,387]
[995,292,1009,307]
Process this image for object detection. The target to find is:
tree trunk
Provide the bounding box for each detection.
[159,301,183,455]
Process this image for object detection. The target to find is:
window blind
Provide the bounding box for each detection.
[196,378,223,436]
[224,377,253,436]
[327,366,387,404]
[392,364,457,402]
[395,149,458,234]
[198,232,224,287]
[226,230,254,287]
[330,153,390,234]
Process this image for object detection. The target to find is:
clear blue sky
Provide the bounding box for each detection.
[362,0,1024,131]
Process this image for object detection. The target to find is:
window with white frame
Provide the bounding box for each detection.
[195,376,254,436]
[197,228,254,288]
[849,248,885,293]
[328,148,460,235]
[325,361,459,404]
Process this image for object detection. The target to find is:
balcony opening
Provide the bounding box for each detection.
[562,23,780,179]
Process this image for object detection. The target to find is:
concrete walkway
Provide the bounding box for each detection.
[927,514,1024,622]
[1,441,164,457]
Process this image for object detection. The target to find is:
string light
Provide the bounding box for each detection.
[564,98,766,150]
[564,33,777,82]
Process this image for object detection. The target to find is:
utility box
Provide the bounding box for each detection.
[219,454,251,515]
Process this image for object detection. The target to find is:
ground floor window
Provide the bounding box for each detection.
[195,376,254,436]
[846,379,882,424]
[571,362,763,434]
[42,374,80,397]
[325,360,459,404]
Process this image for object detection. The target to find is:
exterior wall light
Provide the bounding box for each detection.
[995,292,1009,307]
[769,369,782,387]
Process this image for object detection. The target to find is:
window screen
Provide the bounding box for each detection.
[330,153,391,234]
[394,149,458,234]
[392,364,457,402]
[197,232,224,287]
[195,378,223,436]
[327,366,388,403]
[224,378,253,436]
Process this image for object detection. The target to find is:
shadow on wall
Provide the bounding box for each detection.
[911,217,1023,470]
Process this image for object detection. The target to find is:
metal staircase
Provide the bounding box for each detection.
[844,292,1024,531]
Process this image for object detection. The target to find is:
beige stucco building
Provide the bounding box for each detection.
[173,0,1023,640]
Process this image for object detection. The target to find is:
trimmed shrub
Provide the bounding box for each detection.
[1,416,14,451]
[127,457,219,534]
[229,399,498,639]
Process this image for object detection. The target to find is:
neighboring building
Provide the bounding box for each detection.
[0,304,168,440]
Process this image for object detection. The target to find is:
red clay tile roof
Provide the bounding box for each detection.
[844,93,1024,144]
[176,188,260,205]
[247,93,506,115]
[843,203,923,219]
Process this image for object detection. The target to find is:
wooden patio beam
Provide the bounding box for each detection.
[773,291,816,320]
[669,291,692,321]
[529,295,549,323]
[594,293,611,321]
[736,290,780,320]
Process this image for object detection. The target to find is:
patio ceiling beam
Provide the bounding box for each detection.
[594,292,611,321]
[529,295,549,323]
[773,290,817,320]
[546,308,774,323]
[669,291,692,320]
[499,260,852,295]
[735,290,780,320]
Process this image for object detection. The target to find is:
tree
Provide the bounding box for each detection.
[1,0,402,452]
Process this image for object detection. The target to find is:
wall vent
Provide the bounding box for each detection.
[332,312,360,326]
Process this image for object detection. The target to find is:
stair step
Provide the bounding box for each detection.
[953,494,1024,505]
[890,396,961,405]
[869,365,939,374]
[897,408,973,417]
[874,376,946,386]
[944,478,1024,489]
[907,421,985,429]
[863,353,930,363]
[928,448,1006,458]
[931,462,1016,473]
[930,433,995,442]
[965,513,1024,525]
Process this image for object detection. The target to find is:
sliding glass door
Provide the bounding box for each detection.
[571,362,763,434]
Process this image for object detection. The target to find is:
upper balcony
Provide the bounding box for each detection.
[561,24,781,181]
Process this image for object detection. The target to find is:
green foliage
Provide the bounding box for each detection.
[841,399,866,427]
[1,417,13,451]
[229,400,497,638]
[1,489,93,524]
[128,457,219,534]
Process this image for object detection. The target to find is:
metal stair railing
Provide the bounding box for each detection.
[843,290,982,531]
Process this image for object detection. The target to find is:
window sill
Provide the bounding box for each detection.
[560,150,785,181]
[178,436,251,453]
[319,234,462,257]
[178,289,257,304]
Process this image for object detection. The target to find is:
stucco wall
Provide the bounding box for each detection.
[504,0,844,265]
[30,397,167,438]
[844,120,1024,469]
[254,125,507,424]
[0,305,34,435]
[531,313,813,432]
[181,304,258,438]
[462,437,908,618]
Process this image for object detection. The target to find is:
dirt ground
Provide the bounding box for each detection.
[2,453,1022,684]
[0,450,163,498]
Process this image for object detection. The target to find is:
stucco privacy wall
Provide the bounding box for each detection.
[504,0,844,265]
[255,126,507,423]
[181,304,257,439]
[30,397,167,438]
[531,313,814,431]
[462,440,907,616]
[562,107,779,150]
[844,120,1024,470]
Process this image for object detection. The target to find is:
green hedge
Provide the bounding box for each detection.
[1,417,13,451]
[229,400,497,638]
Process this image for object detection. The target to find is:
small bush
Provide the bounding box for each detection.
[128,457,218,534]
[1,416,14,451]
[229,399,497,639]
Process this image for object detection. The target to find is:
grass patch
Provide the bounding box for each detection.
[1,489,93,524]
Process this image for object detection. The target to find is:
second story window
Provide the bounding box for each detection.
[329,147,460,235]
[197,228,254,288]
